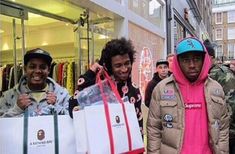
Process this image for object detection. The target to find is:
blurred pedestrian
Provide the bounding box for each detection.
[167,53,174,73]
[144,59,169,108]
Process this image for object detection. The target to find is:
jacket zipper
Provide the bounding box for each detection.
[175,82,185,154]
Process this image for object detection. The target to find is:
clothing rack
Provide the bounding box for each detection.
[53,56,79,63]
[49,59,76,95]
[53,56,75,59]
[0,64,23,96]
[0,59,23,65]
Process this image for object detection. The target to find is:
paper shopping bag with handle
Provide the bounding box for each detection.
[73,70,145,154]
[0,112,77,154]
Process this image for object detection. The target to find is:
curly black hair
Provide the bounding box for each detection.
[99,37,136,75]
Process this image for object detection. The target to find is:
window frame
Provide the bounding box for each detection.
[215,28,223,40]
[215,12,223,24]
[227,43,235,59]
[215,44,223,58]
[228,27,235,40]
[228,10,235,23]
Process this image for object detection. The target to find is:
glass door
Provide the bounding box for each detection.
[0,3,26,94]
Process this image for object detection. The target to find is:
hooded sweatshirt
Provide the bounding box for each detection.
[172,51,212,154]
[0,76,70,117]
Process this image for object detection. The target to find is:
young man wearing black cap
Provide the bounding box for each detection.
[144,59,169,108]
[147,37,229,154]
[0,48,70,117]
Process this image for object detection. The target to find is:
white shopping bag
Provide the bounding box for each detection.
[0,117,24,154]
[27,116,56,154]
[58,116,77,154]
[73,110,88,154]
[0,115,77,154]
[73,70,145,154]
[73,103,144,154]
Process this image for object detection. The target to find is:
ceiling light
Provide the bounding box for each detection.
[98,34,109,39]
[28,13,42,18]
[42,42,48,46]
[2,43,9,50]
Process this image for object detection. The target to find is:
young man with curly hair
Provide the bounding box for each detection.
[69,37,143,135]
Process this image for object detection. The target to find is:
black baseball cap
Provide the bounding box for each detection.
[24,48,52,66]
[156,59,169,67]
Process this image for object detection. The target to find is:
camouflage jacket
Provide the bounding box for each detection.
[209,64,235,138]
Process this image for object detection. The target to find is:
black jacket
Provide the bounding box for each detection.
[144,72,163,108]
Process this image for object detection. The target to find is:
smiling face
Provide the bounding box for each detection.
[178,52,204,82]
[24,58,50,90]
[111,54,132,82]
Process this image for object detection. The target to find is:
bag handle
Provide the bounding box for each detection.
[23,109,59,154]
[96,70,115,154]
[53,109,59,154]
[23,109,28,154]
[96,70,132,153]
[96,70,123,104]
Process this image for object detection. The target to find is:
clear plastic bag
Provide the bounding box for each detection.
[77,80,120,109]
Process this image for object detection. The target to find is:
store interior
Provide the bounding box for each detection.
[0,0,115,94]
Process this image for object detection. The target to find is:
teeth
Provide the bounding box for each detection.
[33,76,41,80]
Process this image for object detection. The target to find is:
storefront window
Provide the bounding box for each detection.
[174,20,184,47]
[129,22,164,98]
[129,0,164,28]
[0,14,25,64]
[10,0,84,21]
[0,1,115,95]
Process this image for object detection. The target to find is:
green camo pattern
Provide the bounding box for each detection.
[210,64,235,138]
